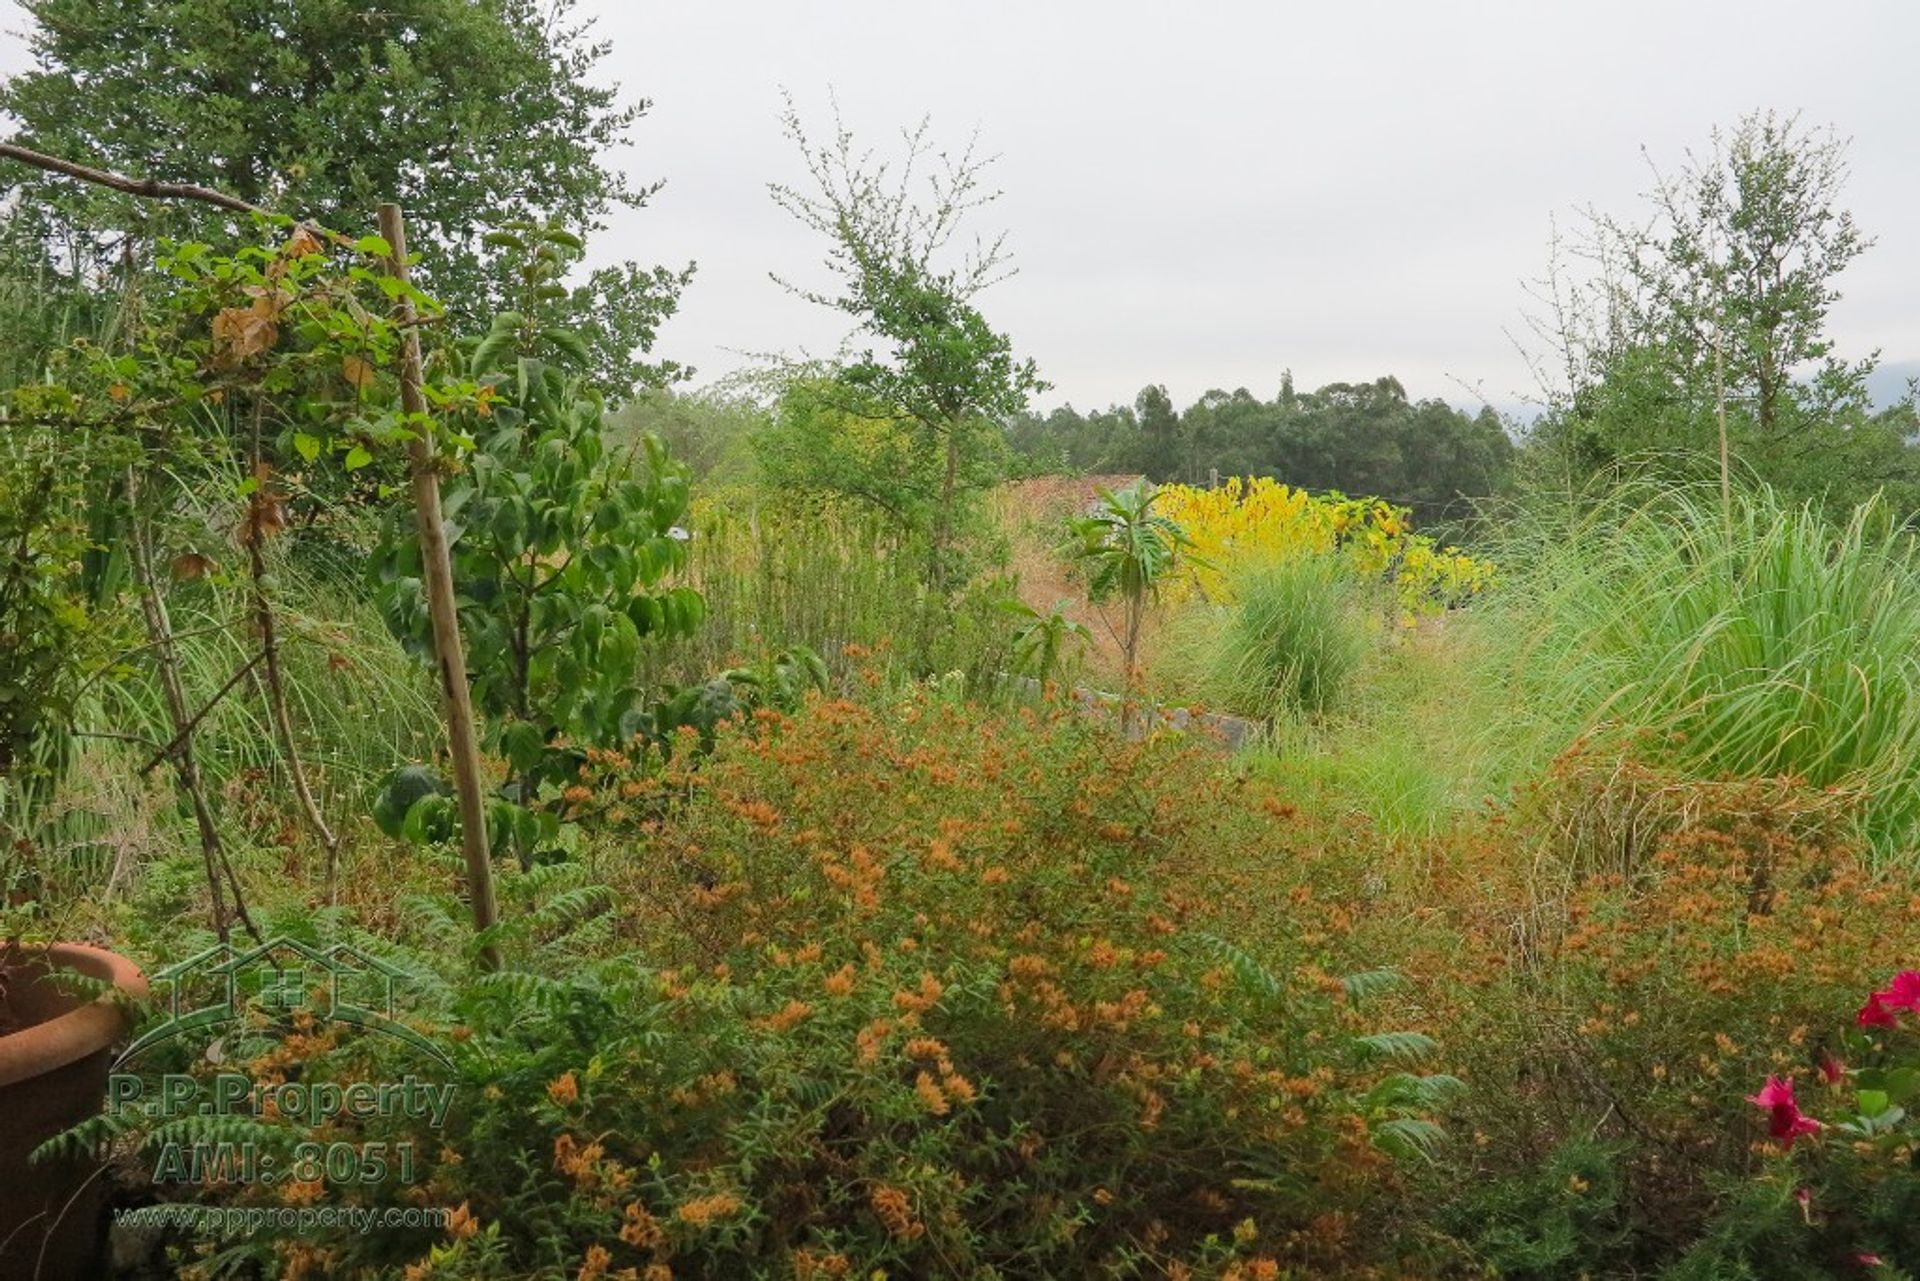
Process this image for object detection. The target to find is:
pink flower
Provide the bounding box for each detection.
[1877,970,1920,1013]
[1858,992,1900,1028]
[1819,1051,1846,1085]
[1747,1075,1822,1148]
[1854,1254,1884,1269]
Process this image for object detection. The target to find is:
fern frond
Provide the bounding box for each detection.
[1188,932,1284,1004]
[1339,968,1402,1004]
[1353,1030,1439,1063]
[1372,1116,1448,1162]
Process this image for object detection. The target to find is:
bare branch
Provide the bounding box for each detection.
[1,141,269,217]
[0,141,344,244]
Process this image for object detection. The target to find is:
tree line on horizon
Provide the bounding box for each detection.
[1004,374,1517,526]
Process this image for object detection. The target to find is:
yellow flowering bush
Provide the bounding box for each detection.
[1155,477,1494,616]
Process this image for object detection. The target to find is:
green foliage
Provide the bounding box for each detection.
[655,494,1020,698]
[0,219,121,388]
[748,376,1020,675]
[371,336,704,834]
[1009,375,1517,528]
[112,551,439,771]
[1440,1137,1633,1278]
[0,416,130,796]
[1665,974,1920,1278]
[752,374,1006,543]
[1063,480,1196,684]
[1003,598,1091,688]
[1474,481,1920,862]
[1668,1165,1920,1280]
[1520,111,1918,509]
[1634,112,1872,446]
[18,75,1920,1281]
[0,222,443,830]
[0,0,689,375]
[647,644,830,755]
[370,764,450,839]
[138,225,474,477]
[609,388,766,484]
[480,220,691,402]
[770,99,1044,596]
[1065,482,1193,607]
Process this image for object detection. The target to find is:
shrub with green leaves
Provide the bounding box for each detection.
[371,333,704,859]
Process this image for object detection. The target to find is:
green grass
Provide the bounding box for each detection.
[1469,481,1920,863]
[1160,555,1375,722]
[1236,616,1497,839]
[96,551,440,812]
[1222,479,1920,859]
[651,495,1018,695]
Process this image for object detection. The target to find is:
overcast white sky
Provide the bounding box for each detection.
[4,1,1916,414]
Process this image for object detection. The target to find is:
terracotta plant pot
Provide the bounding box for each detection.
[0,943,147,1281]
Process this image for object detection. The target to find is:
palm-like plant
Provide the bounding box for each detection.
[1063,481,1196,697]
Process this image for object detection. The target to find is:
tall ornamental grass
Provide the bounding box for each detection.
[1478,482,1920,862]
[1163,555,1374,722]
[99,552,440,800]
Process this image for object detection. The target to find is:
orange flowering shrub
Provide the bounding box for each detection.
[105,685,1920,1277]
[1094,743,1920,1276]
[269,691,1451,1278]
[1395,763,1920,1275]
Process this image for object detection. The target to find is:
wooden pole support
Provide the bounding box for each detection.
[377,202,502,972]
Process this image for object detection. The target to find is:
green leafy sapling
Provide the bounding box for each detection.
[371,289,704,866]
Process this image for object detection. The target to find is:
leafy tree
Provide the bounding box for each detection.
[1005,399,1143,477]
[1136,384,1182,480]
[1521,112,1917,508]
[1633,112,1872,449]
[608,388,768,485]
[0,0,690,396]
[754,373,1008,541]
[479,218,691,404]
[769,97,1044,593]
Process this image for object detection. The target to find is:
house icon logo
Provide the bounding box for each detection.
[117,936,453,1070]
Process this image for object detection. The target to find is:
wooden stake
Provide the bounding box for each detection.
[378,203,502,971]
